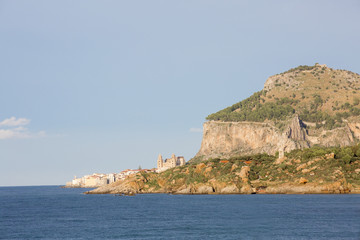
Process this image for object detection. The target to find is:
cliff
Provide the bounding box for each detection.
[194,64,360,161]
[194,116,359,161]
[85,64,360,195]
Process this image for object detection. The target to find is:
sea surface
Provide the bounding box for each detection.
[0,186,359,239]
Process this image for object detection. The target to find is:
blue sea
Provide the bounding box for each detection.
[0,186,359,239]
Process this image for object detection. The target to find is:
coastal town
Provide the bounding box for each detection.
[65,154,185,188]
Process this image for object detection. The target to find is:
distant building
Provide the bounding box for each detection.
[66,173,112,188]
[65,169,157,188]
[157,153,185,172]
[108,173,116,184]
[72,177,81,186]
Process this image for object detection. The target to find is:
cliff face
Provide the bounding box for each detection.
[195,116,359,160]
[196,121,281,158]
[196,64,360,160]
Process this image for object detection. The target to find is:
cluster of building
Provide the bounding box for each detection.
[156,153,185,172]
[65,169,154,188]
[65,154,186,188]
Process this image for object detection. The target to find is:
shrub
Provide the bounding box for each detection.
[206,93,297,122]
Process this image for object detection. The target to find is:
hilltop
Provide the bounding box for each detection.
[194,64,360,161]
[206,64,360,128]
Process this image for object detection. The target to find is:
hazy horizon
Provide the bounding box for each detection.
[1,0,360,186]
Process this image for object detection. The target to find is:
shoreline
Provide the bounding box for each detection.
[83,182,360,195]
[83,190,360,195]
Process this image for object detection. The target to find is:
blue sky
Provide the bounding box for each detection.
[1,0,359,186]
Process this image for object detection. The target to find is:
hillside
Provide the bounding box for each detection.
[206,64,360,130]
[86,144,360,195]
[193,64,360,161]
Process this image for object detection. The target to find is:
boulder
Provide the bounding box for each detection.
[220,185,239,194]
[299,177,308,184]
[238,166,250,179]
[231,164,238,172]
[237,166,251,183]
[240,184,253,194]
[176,185,191,194]
[195,184,214,194]
[325,153,335,159]
[195,163,206,173]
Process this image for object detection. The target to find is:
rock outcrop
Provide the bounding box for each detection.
[86,151,360,195]
[195,115,359,161]
[198,64,360,161]
[84,64,360,196]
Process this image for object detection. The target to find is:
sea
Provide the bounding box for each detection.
[0,186,359,240]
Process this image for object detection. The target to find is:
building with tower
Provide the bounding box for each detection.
[156,153,185,172]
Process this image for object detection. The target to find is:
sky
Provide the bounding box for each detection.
[1,0,359,186]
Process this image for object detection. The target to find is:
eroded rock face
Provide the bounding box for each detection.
[263,70,303,91]
[285,116,307,141]
[347,122,360,140]
[195,116,359,160]
[194,184,214,194]
[196,121,282,159]
[238,166,250,182]
[263,181,353,194]
[195,116,308,159]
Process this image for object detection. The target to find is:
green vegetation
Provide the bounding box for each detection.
[286,145,360,163]
[206,65,360,130]
[206,146,360,183]
[206,91,360,128]
[206,92,297,122]
[300,96,360,129]
[145,144,360,191]
[282,64,317,74]
[102,144,360,195]
[209,145,359,183]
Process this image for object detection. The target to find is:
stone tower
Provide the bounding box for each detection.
[169,154,177,167]
[157,154,163,169]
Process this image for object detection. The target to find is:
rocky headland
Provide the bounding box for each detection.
[193,115,359,161]
[86,146,360,195]
[193,64,360,161]
[86,64,360,195]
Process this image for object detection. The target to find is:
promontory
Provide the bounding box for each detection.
[86,64,360,195]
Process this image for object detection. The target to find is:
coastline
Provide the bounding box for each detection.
[84,180,360,195]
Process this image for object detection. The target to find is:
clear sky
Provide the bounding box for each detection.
[1,0,359,186]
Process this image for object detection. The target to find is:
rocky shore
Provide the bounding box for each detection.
[84,64,360,196]
[85,148,360,195]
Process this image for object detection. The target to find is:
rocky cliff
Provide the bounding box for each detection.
[85,64,360,196]
[194,64,360,161]
[195,116,359,160]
